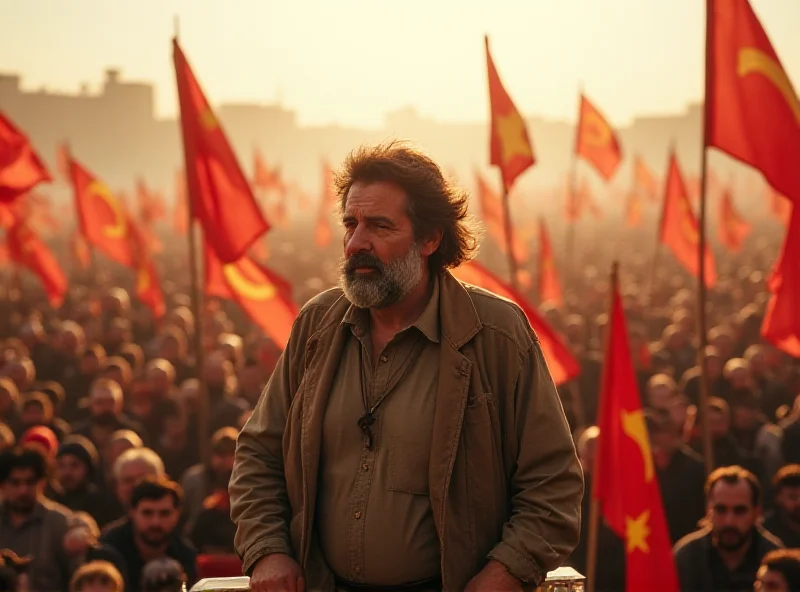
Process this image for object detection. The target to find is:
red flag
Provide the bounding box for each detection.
[593,275,679,592]
[485,36,535,191]
[204,242,297,348]
[762,205,800,357]
[315,160,336,247]
[451,261,580,385]
[634,156,659,201]
[625,192,644,228]
[707,0,800,205]
[71,232,91,271]
[718,190,751,253]
[136,179,166,224]
[659,152,717,287]
[575,94,622,180]
[475,170,527,262]
[538,219,562,307]
[69,155,133,266]
[173,39,269,263]
[0,111,51,204]
[127,217,165,319]
[7,218,67,307]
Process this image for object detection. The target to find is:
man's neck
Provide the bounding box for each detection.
[716,535,753,572]
[369,272,433,335]
[134,533,169,562]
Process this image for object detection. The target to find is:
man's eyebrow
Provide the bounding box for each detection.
[342,214,396,226]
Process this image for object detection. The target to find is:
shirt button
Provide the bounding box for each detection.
[362,463,369,471]
[354,511,362,519]
[354,566,361,574]
[379,354,388,363]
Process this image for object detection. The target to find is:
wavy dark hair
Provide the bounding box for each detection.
[334,140,480,274]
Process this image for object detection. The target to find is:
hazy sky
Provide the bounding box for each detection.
[2,0,799,128]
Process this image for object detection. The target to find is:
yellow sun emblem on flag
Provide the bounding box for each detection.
[223,264,276,301]
[200,108,219,131]
[495,111,532,164]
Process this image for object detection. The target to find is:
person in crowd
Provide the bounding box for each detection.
[231,142,583,591]
[762,464,800,548]
[0,424,14,453]
[141,557,188,592]
[0,446,75,591]
[53,435,105,522]
[99,446,165,529]
[647,408,707,543]
[18,392,69,441]
[61,344,107,423]
[101,429,143,487]
[155,396,197,481]
[674,465,784,592]
[68,560,124,592]
[181,427,237,533]
[0,379,21,437]
[63,512,128,584]
[101,476,196,591]
[755,549,800,592]
[72,378,149,453]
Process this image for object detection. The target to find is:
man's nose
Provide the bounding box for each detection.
[345,225,371,257]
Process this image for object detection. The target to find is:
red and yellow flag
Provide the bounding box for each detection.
[707,0,800,205]
[0,111,51,204]
[315,160,336,247]
[485,36,535,191]
[173,39,269,263]
[127,216,165,319]
[659,152,717,287]
[7,218,67,307]
[204,242,298,348]
[69,155,133,266]
[593,273,679,592]
[538,219,562,307]
[475,170,527,263]
[575,94,622,180]
[762,205,800,357]
[451,261,579,385]
[718,190,751,253]
[634,155,659,201]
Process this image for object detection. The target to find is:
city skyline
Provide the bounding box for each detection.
[2,0,799,128]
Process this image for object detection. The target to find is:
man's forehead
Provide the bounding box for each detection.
[711,480,753,503]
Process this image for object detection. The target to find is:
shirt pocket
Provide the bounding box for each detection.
[464,391,492,424]
[387,436,430,495]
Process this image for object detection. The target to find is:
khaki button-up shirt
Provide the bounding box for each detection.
[316,278,441,585]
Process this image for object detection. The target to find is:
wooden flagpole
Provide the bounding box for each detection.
[174,17,210,462]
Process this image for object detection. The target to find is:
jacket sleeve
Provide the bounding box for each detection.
[229,323,302,575]
[488,340,584,584]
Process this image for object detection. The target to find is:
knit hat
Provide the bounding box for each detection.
[20,426,59,459]
[56,435,99,476]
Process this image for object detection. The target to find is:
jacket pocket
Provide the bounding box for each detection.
[387,436,430,495]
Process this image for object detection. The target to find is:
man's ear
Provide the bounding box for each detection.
[420,228,443,257]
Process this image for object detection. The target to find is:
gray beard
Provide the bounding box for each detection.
[339,244,424,309]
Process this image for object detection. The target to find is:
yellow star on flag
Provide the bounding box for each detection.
[200,108,218,131]
[495,111,531,164]
[626,511,651,554]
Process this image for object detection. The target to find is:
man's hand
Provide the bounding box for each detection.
[250,553,305,592]
[465,559,523,592]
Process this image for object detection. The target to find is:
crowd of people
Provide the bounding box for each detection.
[0,161,799,592]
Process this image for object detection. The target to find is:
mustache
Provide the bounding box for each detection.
[344,253,384,275]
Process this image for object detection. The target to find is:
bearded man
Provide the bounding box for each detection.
[674,465,784,591]
[230,141,583,592]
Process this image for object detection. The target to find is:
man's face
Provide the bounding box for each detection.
[708,479,759,551]
[80,353,100,375]
[146,367,171,395]
[708,410,730,439]
[647,384,673,411]
[340,181,430,310]
[57,454,89,492]
[116,461,157,508]
[209,450,235,477]
[21,403,46,427]
[1,468,41,514]
[775,485,800,525]
[0,387,14,414]
[706,355,723,379]
[130,495,179,547]
[90,390,117,422]
[755,567,789,592]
